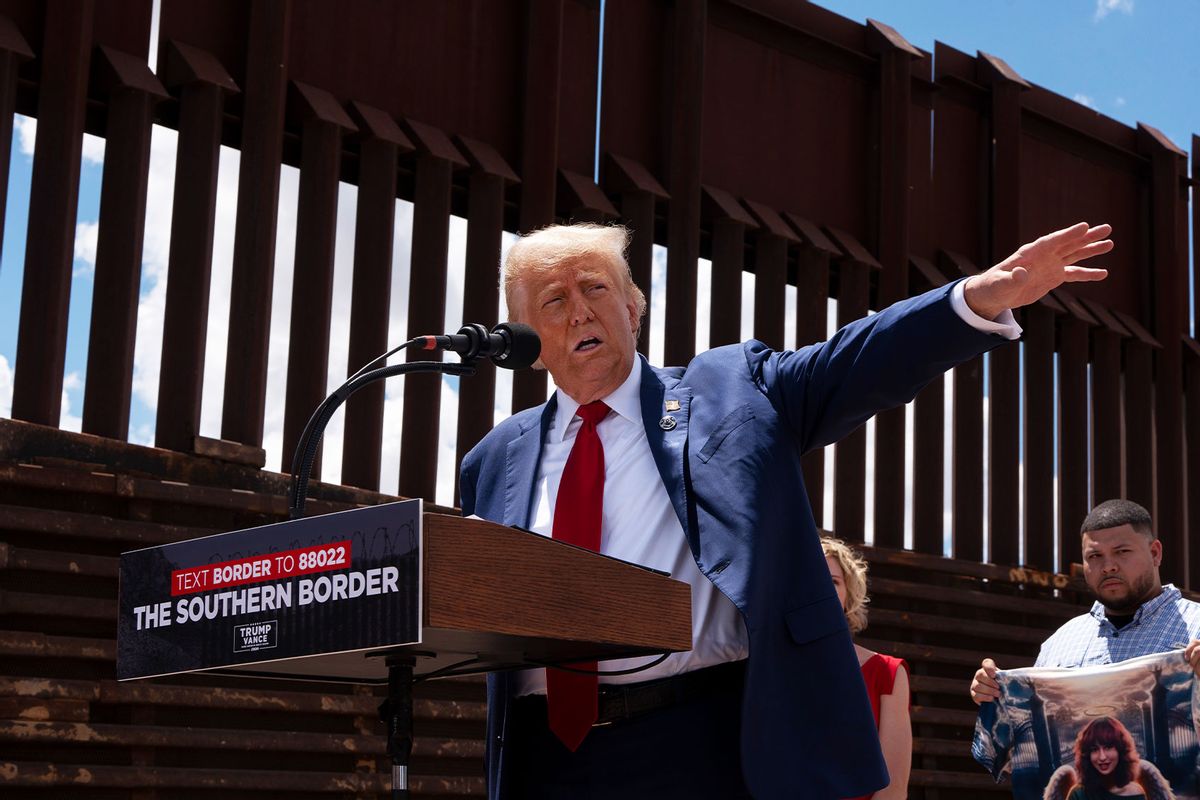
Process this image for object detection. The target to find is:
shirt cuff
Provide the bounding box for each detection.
[950,280,1022,341]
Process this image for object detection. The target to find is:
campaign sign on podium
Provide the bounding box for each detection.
[117,499,422,680]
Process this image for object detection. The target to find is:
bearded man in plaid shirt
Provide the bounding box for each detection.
[970,499,1200,703]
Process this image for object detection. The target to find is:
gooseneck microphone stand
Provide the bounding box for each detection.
[286,328,512,800]
[286,323,539,799]
[287,353,475,521]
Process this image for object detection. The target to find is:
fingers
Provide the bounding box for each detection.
[1060,222,1110,246]
[970,678,1000,704]
[1185,640,1200,674]
[1063,238,1114,264]
[969,658,1001,705]
[1039,221,1091,251]
[1077,223,1112,245]
[1048,221,1090,239]
[983,222,1112,311]
[1061,265,1109,283]
[1038,222,1112,257]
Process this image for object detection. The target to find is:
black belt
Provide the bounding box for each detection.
[519,660,747,728]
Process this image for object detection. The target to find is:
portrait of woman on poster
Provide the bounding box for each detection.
[1043,716,1174,800]
[822,536,911,800]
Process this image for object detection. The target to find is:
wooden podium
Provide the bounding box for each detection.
[118,502,692,682]
[118,503,692,799]
[238,511,694,681]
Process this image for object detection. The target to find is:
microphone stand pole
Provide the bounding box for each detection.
[287,358,477,799]
[380,655,415,800]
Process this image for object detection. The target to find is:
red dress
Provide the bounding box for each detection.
[846,653,909,800]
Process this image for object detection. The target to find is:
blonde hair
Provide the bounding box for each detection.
[501,223,647,331]
[821,536,870,634]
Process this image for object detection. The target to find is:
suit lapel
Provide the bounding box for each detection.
[639,358,692,539]
[503,395,556,528]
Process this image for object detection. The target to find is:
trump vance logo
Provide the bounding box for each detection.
[234,620,278,653]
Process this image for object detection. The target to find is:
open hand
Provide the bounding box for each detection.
[963,222,1112,321]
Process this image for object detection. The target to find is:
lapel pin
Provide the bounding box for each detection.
[659,416,677,431]
[665,399,681,412]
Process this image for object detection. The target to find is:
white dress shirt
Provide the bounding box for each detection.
[514,281,1020,695]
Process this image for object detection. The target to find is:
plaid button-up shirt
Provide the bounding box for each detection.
[1035,584,1200,668]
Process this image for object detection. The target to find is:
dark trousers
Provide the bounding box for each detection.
[505,668,752,800]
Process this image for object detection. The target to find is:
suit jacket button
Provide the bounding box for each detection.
[659,416,677,431]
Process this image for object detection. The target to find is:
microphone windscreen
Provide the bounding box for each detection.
[494,322,541,369]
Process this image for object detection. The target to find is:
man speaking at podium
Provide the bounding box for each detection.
[459,221,1111,799]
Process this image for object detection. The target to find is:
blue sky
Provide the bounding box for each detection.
[818,0,1199,152]
[0,0,1195,520]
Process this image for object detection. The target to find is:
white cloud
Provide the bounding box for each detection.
[140,128,178,274]
[741,272,755,342]
[262,179,419,490]
[81,133,105,166]
[1073,93,1095,109]
[129,125,242,455]
[374,200,417,494]
[196,147,242,439]
[11,116,105,166]
[280,194,490,506]
[74,220,99,274]
[259,163,301,475]
[649,245,666,366]
[1094,0,1133,22]
[492,232,517,426]
[130,124,179,423]
[785,284,796,351]
[129,422,154,447]
[148,0,161,72]
[434,214,472,506]
[435,375,460,507]
[0,354,12,418]
[14,115,34,156]
[59,371,82,432]
[303,181,360,486]
[1115,96,1127,107]
[695,258,711,354]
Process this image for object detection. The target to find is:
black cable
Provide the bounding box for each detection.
[288,355,476,519]
[287,338,419,519]
[412,657,485,682]
[527,652,672,676]
[347,338,418,384]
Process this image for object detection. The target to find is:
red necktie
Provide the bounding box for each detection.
[547,400,610,751]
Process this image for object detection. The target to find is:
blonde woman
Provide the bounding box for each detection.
[822,536,912,800]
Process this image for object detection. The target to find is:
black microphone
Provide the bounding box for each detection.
[416,322,541,369]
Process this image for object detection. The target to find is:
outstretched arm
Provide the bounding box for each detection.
[756,223,1113,453]
[963,222,1112,321]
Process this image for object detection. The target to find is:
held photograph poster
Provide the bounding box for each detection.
[973,650,1199,800]
[117,499,422,680]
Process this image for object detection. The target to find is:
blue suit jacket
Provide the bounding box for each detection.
[459,282,1006,798]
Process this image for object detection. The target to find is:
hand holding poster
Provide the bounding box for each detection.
[973,650,1199,800]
